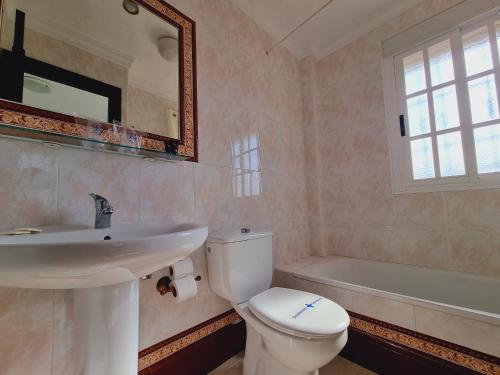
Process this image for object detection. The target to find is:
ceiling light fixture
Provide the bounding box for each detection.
[23,75,52,94]
[123,0,139,15]
[158,36,179,62]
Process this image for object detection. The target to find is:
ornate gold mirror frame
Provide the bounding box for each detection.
[0,0,198,161]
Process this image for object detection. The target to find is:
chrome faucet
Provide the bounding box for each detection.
[89,193,114,229]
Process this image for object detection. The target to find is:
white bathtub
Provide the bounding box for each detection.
[277,255,500,327]
[277,255,500,361]
[276,255,500,365]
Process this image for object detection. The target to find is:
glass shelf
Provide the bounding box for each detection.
[0,123,187,162]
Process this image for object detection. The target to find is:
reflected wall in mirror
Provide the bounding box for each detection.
[0,0,197,160]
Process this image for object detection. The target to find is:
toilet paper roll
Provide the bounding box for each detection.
[170,275,197,303]
[169,258,193,279]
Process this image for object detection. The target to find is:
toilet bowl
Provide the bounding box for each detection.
[236,290,349,375]
[206,229,350,375]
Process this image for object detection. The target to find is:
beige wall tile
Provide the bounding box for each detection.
[194,164,234,232]
[197,87,232,167]
[0,288,53,375]
[444,189,500,230]
[447,228,500,277]
[0,138,58,231]
[414,306,500,357]
[57,148,141,226]
[140,160,195,223]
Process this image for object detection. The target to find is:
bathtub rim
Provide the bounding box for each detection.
[276,256,500,327]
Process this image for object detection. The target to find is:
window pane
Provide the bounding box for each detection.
[463,26,493,76]
[428,39,454,86]
[474,124,500,174]
[407,94,431,136]
[437,132,466,177]
[468,74,499,124]
[433,85,460,131]
[411,138,435,180]
[403,51,426,95]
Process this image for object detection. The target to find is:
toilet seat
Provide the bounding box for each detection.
[248,287,350,339]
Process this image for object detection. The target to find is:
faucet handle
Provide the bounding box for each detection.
[103,203,114,214]
[89,193,113,212]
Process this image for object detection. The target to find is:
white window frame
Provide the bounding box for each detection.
[383,8,500,193]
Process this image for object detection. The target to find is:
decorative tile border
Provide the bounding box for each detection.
[0,108,166,152]
[137,307,499,374]
[139,311,242,371]
[349,311,500,375]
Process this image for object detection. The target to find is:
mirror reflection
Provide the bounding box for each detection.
[0,0,180,139]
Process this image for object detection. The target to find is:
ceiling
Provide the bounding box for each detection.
[231,0,425,59]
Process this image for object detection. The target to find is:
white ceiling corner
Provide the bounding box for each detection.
[230,0,425,60]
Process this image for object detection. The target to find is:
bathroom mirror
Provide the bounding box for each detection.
[0,0,198,161]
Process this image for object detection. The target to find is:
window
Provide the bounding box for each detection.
[384,9,500,193]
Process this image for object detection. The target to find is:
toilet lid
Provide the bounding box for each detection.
[248,287,349,339]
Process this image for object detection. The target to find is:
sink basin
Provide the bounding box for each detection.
[0,221,208,374]
[0,222,208,289]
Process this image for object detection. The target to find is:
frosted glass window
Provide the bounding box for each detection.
[463,26,493,76]
[437,132,466,177]
[468,75,499,124]
[433,85,460,131]
[428,40,454,86]
[474,125,500,174]
[411,138,435,179]
[407,94,430,136]
[403,51,426,95]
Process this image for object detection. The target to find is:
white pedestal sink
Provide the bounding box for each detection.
[0,222,208,375]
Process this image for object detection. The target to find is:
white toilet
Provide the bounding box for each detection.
[206,229,350,375]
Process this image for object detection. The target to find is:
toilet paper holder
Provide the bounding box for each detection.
[156,275,202,296]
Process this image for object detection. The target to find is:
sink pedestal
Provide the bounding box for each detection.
[74,280,139,375]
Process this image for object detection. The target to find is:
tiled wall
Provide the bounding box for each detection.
[0,0,312,373]
[310,0,500,277]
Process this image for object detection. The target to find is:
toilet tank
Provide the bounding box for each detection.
[207,229,273,304]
